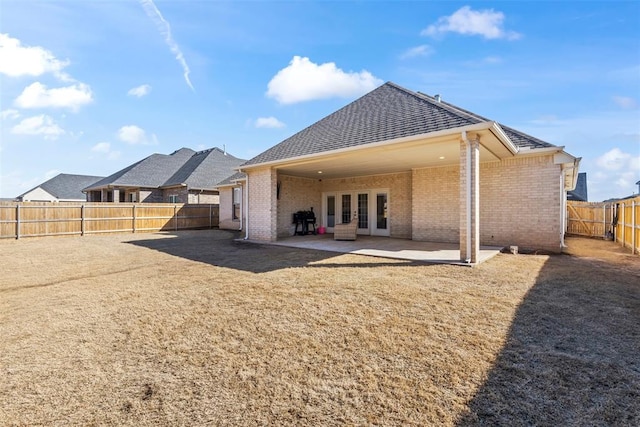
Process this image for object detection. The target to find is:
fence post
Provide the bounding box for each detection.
[209,204,212,229]
[16,204,20,240]
[632,200,636,254]
[621,203,626,249]
[174,204,178,231]
[81,204,85,236]
[132,204,136,233]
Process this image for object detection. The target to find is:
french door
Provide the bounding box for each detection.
[323,189,389,236]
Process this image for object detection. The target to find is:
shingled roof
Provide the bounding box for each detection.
[242,82,553,167]
[19,173,104,200]
[85,147,246,192]
[163,148,246,190]
[567,172,588,201]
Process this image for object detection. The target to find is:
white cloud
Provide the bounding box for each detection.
[128,84,152,98]
[590,147,640,199]
[91,142,121,160]
[400,45,434,59]
[1,109,20,120]
[255,117,285,129]
[266,56,383,104]
[422,6,521,40]
[14,82,93,111]
[139,0,194,91]
[91,142,111,153]
[612,96,638,110]
[117,125,157,145]
[483,56,503,64]
[0,33,70,79]
[596,148,632,171]
[10,114,65,139]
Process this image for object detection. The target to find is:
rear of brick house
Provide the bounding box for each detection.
[217,82,580,263]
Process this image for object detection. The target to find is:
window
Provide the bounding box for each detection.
[169,195,178,203]
[129,193,137,203]
[233,187,241,220]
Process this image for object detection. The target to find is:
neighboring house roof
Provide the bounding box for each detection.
[18,173,104,201]
[85,147,246,192]
[163,148,246,190]
[86,148,196,190]
[567,172,588,201]
[217,171,246,187]
[242,81,554,167]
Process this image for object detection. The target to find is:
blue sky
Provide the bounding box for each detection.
[1,1,638,202]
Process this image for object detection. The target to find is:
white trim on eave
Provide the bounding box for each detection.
[240,121,517,171]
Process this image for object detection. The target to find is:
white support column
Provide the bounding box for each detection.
[470,138,480,263]
[460,132,480,264]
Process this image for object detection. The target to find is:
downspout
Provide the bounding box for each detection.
[560,158,579,248]
[243,174,249,240]
[238,185,243,232]
[560,172,567,248]
[461,131,471,263]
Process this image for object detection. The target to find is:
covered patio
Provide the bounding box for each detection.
[251,234,503,266]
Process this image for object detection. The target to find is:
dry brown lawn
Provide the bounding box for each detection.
[0,231,638,426]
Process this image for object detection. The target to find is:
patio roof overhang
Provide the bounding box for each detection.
[239,121,518,179]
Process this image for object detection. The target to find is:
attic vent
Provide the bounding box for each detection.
[434,94,441,103]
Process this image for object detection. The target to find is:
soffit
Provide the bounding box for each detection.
[274,129,508,179]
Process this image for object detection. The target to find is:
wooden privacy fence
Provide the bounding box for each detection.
[567,197,639,254]
[0,203,219,239]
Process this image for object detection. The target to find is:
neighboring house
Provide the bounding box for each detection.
[84,147,245,203]
[218,82,580,262]
[567,172,588,202]
[17,173,104,202]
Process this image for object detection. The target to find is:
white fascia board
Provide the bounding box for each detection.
[240,121,509,171]
[488,122,519,154]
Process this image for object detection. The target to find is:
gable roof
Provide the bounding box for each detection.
[85,147,246,192]
[242,82,554,167]
[19,173,104,200]
[163,148,246,190]
[86,148,196,190]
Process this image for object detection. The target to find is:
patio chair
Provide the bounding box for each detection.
[334,212,358,241]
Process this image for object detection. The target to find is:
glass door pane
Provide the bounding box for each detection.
[327,195,335,227]
[376,193,387,230]
[358,193,368,229]
[341,194,351,223]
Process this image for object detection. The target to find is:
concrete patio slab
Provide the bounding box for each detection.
[245,234,502,266]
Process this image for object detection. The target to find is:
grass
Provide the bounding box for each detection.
[1,231,638,426]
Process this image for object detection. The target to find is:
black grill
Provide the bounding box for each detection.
[293,209,316,235]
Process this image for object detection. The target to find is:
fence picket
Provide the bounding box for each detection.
[567,197,639,254]
[0,202,219,239]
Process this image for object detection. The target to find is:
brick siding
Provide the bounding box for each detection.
[247,168,277,241]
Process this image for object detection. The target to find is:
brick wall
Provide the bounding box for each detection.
[188,191,219,204]
[247,168,277,241]
[162,188,189,203]
[480,154,561,252]
[276,175,322,237]
[413,165,460,243]
[412,154,562,252]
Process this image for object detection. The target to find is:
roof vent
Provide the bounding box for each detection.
[434,94,441,103]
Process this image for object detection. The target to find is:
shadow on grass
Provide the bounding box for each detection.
[126,229,426,273]
[458,252,640,426]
